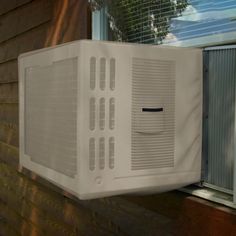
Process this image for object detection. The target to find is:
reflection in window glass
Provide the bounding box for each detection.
[91,0,236,47]
[164,0,236,47]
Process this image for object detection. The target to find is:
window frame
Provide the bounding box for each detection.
[92,7,108,40]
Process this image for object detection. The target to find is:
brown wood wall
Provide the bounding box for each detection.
[0,1,116,235]
[1,0,236,235]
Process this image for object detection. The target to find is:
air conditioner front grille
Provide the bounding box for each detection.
[131,58,175,170]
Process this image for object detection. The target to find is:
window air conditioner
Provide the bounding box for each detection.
[19,40,202,199]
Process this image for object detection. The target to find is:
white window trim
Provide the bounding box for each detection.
[92,7,108,40]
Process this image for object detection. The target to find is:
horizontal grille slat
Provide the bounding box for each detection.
[131,57,175,170]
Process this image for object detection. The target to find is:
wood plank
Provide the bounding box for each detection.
[0,0,90,64]
[0,172,77,236]
[0,164,124,236]
[0,200,43,236]
[19,164,120,236]
[0,0,32,16]
[0,180,76,236]
[79,197,173,236]
[45,0,89,46]
[0,221,20,236]
[0,122,18,147]
[0,22,49,64]
[126,192,236,236]
[0,1,90,83]
[0,83,18,103]
[0,103,18,125]
[175,196,236,235]
[0,141,19,168]
[0,85,19,148]
[125,191,189,219]
[0,1,103,235]
[0,60,18,83]
[0,0,52,44]
[87,4,92,39]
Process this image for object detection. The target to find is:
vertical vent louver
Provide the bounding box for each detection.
[99,137,105,169]
[89,56,116,171]
[90,57,96,90]
[109,137,115,169]
[99,97,105,130]
[89,97,96,131]
[100,58,106,90]
[109,98,115,130]
[89,138,95,171]
[110,58,115,90]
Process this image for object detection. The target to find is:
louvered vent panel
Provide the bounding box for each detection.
[25,58,78,178]
[131,58,175,170]
[88,56,116,171]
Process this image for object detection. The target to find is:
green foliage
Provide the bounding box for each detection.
[91,0,188,44]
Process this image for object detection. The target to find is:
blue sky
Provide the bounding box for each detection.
[163,0,236,46]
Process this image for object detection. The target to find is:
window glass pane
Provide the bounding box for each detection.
[91,0,236,47]
[164,0,236,47]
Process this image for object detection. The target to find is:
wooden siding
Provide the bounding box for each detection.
[0,0,120,235]
[1,0,236,235]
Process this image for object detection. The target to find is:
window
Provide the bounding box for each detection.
[164,1,236,47]
[91,0,236,47]
[91,0,236,207]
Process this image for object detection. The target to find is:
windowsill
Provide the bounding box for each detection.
[180,185,236,209]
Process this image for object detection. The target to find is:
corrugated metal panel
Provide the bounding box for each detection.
[204,48,236,191]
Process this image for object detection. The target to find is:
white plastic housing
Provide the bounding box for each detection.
[19,40,202,199]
